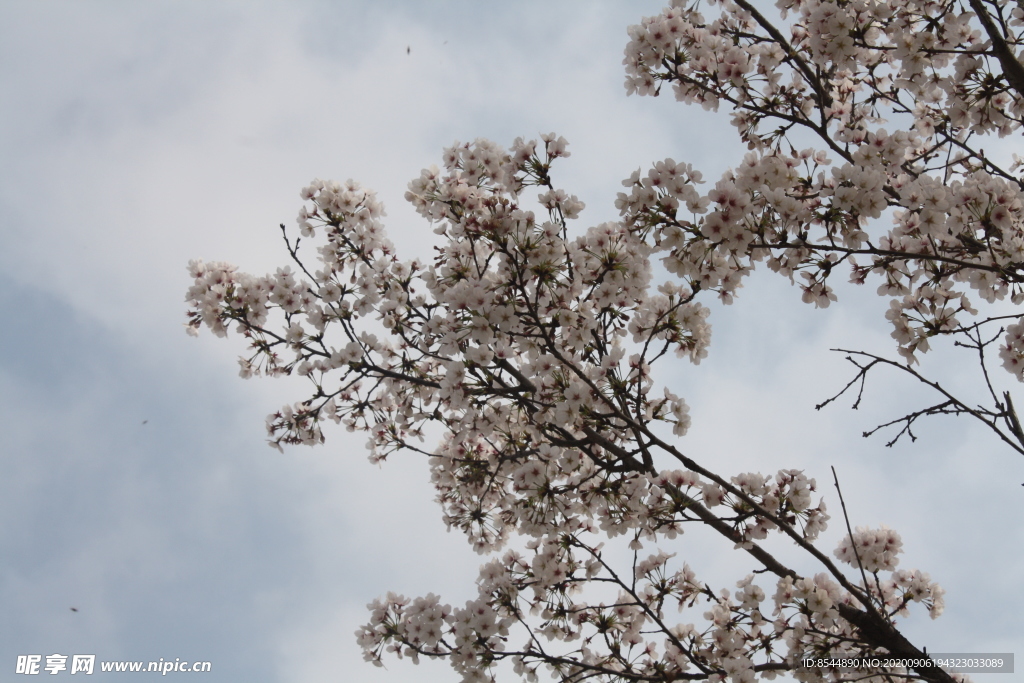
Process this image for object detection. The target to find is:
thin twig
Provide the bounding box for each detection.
[823,349,1024,457]
[831,467,882,620]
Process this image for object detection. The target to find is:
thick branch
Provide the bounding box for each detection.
[969,0,1024,100]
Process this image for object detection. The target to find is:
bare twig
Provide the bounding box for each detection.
[831,467,883,620]
[821,349,1024,457]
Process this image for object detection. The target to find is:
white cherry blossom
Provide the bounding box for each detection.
[180,1,1024,680]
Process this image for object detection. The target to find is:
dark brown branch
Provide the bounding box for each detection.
[826,349,1024,457]
[732,0,833,109]
[831,467,881,621]
[969,0,1024,100]
[1003,391,1024,448]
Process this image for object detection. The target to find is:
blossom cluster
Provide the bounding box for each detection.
[187,133,954,681]
[354,525,943,683]
[178,0,1024,680]
[833,525,903,573]
[623,0,1024,374]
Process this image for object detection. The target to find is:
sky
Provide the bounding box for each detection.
[1,1,1021,681]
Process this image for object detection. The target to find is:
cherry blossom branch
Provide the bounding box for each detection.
[187,19,1004,670]
[731,0,833,110]
[823,348,1024,457]
[831,467,882,619]
[969,0,1024,99]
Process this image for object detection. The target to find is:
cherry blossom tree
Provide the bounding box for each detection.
[185,0,1024,681]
